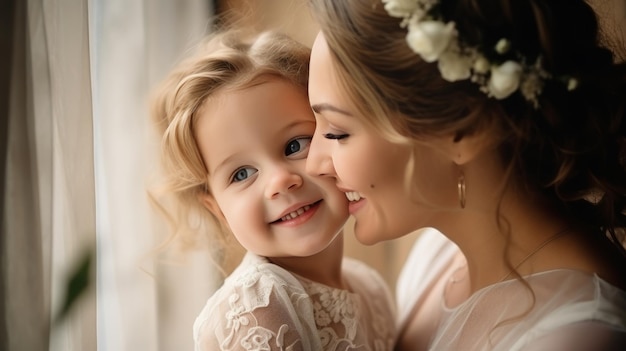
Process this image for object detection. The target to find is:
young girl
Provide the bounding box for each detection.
[150,29,396,351]
[305,0,626,350]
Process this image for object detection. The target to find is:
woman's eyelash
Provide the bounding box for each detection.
[323,133,349,140]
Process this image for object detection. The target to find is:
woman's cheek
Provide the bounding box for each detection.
[336,148,365,184]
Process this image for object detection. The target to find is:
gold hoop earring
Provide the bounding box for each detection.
[457,172,466,209]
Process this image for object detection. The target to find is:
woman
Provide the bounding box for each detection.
[305,0,626,350]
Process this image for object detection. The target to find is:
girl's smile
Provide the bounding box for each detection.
[271,200,322,226]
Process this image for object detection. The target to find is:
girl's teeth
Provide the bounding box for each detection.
[281,205,311,221]
[346,191,362,202]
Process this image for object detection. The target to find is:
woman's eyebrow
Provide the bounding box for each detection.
[311,103,352,116]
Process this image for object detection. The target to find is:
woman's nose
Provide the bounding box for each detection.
[264,167,303,199]
[305,131,335,178]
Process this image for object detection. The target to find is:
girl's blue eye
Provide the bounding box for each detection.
[285,137,312,157]
[231,167,257,183]
[323,133,349,140]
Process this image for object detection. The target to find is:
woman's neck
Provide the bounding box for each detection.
[442,179,578,293]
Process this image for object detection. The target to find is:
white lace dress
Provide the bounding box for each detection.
[194,252,396,351]
[397,228,626,351]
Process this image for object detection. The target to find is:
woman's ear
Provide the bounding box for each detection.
[438,129,498,166]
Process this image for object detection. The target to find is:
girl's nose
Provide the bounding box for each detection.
[264,167,303,199]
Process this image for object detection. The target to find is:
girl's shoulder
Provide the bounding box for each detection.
[193,252,320,351]
[224,251,306,290]
[206,252,310,311]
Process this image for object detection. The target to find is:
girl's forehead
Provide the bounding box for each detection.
[196,78,314,167]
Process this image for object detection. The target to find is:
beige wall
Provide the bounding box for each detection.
[217,0,421,292]
[218,0,318,46]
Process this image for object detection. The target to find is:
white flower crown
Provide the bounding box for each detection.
[382,0,578,107]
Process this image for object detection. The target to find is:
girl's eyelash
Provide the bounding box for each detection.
[323,133,349,140]
[229,167,257,184]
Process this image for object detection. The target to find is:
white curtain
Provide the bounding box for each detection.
[4,0,96,350]
[2,0,218,350]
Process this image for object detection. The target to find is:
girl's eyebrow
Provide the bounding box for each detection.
[311,103,352,116]
[211,152,241,177]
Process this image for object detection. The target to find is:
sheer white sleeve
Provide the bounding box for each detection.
[193,254,320,351]
[517,322,626,351]
[430,269,626,351]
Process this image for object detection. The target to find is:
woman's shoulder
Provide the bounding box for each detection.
[428,270,626,351]
[458,269,626,326]
[525,270,626,326]
[512,272,626,351]
[512,270,626,350]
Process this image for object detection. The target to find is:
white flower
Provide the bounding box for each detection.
[473,55,490,74]
[567,78,579,91]
[406,19,456,62]
[383,0,554,105]
[382,0,420,18]
[520,72,543,108]
[438,50,472,81]
[488,61,522,99]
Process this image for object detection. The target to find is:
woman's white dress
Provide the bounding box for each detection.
[397,228,626,351]
[194,251,396,351]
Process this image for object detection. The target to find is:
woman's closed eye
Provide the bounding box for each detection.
[285,136,312,158]
[231,167,257,183]
[323,133,349,140]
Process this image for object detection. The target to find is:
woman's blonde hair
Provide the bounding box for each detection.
[149,29,310,266]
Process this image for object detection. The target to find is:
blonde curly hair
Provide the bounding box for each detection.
[149,29,310,267]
